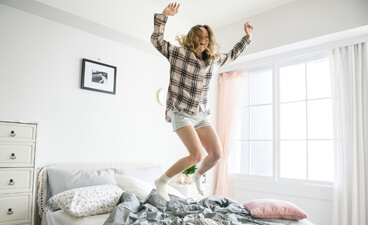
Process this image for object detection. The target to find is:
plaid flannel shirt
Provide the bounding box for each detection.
[151,13,251,123]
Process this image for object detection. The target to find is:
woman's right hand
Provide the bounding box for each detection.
[162,2,180,17]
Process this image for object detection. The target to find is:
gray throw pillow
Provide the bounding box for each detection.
[47,168,117,197]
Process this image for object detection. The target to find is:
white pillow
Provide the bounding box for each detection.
[114,174,185,202]
[48,184,123,217]
[168,185,186,199]
[115,166,162,183]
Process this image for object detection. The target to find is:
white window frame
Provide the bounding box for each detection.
[231,50,334,186]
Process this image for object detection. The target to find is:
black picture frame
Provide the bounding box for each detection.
[81,58,117,95]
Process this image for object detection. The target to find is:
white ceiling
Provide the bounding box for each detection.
[148,0,297,29]
[0,0,298,55]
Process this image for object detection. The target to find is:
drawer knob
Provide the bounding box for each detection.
[10,153,16,159]
[8,208,13,215]
[9,179,15,185]
[10,130,16,137]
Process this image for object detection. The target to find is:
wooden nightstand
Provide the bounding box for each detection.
[169,183,210,200]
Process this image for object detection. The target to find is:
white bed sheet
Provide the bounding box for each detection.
[41,209,314,225]
[41,210,109,225]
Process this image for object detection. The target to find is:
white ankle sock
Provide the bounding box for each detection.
[193,171,205,195]
[154,174,171,202]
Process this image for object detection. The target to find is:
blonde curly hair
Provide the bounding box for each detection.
[176,25,220,64]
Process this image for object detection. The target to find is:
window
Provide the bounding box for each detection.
[230,52,334,184]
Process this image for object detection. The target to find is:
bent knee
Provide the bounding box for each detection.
[211,149,222,162]
[189,151,204,164]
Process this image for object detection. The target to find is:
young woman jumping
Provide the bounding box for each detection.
[151,2,253,202]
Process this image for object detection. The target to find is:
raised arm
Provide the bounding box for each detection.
[150,3,180,59]
[162,2,180,17]
[217,22,253,67]
[244,22,253,40]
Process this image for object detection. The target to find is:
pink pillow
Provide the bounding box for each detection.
[243,199,307,221]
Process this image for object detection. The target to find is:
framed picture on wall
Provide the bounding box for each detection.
[81,58,117,95]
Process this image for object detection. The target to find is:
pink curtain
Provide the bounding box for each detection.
[214,70,247,197]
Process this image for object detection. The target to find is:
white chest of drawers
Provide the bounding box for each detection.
[0,121,37,225]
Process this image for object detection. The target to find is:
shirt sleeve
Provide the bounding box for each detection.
[151,13,175,59]
[217,35,252,67]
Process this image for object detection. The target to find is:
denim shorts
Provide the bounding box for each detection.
[171,108,211,132]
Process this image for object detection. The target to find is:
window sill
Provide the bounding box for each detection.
[231,173,334,201]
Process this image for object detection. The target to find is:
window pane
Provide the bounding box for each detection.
[250,105,273,140]
[251,70,273,105]
[308,99,333,139]
[280,63,305,102]
[307,59,331,99]
[280,141,306,179]
[240,107,250,140]
[229,141,240,173]
[308,140,334,182]
[229,141,250,174]
[241,141,250,174]
[280,102,306,139]
[250,141,273,176]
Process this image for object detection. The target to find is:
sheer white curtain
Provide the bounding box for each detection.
[329,42,368,225]
[214,71,246,197]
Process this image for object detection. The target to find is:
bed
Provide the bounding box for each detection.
[36,162,315,225]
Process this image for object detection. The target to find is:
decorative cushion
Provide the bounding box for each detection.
[114,174,185,202]
[47,168,117,197]
[48,184,123,217]
[243,199,308,221]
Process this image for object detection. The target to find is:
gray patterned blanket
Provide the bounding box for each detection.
[103,190,313,225]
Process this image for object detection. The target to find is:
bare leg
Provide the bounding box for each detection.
[165,125,204,177]
[155,125,204,201]
[193,125,222,194]
[196,125,222,174]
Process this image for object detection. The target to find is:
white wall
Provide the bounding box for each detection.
[0,4,190,170]
[33,0,194,45]
[213,1,368,225]
[215,0,368,54]
[2,1,367,224]
[0,0,193,56]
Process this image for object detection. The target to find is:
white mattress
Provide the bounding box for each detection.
[41,210,109,225]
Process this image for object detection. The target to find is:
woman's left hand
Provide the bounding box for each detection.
[244,22,253,40]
